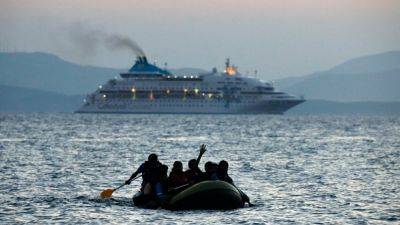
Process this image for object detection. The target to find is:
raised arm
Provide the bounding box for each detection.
[125,164,144,185]
[196,144,207,165]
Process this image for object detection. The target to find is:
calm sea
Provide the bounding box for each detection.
[0,114,399,224]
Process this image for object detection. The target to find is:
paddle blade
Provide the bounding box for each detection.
[100,189,114,199]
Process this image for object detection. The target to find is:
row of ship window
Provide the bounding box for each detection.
[100,95,264,101]
[100,88,265,93]
[99,99,259,104]
[106,83,258,91]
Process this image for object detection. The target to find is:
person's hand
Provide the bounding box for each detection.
[200,144,207,154]
[125,180,131,185]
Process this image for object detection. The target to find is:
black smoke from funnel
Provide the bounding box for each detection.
[105,35,145,57]
[69,23,145,58]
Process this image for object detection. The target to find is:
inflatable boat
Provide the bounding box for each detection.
[133,180,245,210]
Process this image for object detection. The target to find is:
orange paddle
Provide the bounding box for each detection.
[100,175,141,199]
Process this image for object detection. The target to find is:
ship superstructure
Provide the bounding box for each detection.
[76,56,304,114]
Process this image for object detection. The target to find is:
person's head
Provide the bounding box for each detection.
[205,161,217,173]
[148,153,158,162]
[172,161,183,173]
[218,160,229,173]
[188,159,197,170]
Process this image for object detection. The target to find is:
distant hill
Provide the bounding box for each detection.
[284,69,400,101]
[0,84,83,112]
[0,52,120,95]
[274,51,400,102]
[329,51,400,74]
[0,52,207,96]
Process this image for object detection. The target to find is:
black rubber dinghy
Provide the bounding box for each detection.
[133,181,245,210]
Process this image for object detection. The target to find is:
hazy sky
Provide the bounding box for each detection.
[1,0,399,79]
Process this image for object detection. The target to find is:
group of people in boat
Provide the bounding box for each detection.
[124,144,251,206]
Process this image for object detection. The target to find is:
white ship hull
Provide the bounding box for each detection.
[76,99,304,114]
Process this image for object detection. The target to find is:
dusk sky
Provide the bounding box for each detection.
[1,0,399,79]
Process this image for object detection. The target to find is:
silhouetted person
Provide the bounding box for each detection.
[155,164,169,201]
[217,160,234,185]
[215,160,254,206]
[204,161,218,180]
[185,144,206,183]
[168,161,188,189]
[125,153,162,195]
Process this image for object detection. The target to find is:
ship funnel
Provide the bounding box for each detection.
[136,56,149,64]
[128,55,171,74]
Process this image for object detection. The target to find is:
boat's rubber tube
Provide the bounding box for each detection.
[132,192,160,209]
[166,180,244,210]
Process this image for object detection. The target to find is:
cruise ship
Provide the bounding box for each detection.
[76,56,304,114]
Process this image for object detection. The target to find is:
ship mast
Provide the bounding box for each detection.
[225,58,230,71]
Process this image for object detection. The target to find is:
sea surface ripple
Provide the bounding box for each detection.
[0,114,399,224]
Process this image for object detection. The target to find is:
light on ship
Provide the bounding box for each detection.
[131,88,136,100]
[225,67,236,76]
[194,88,199,94]
[102,94,107,98]
[183,88,188,100]
[149,91,154,100]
